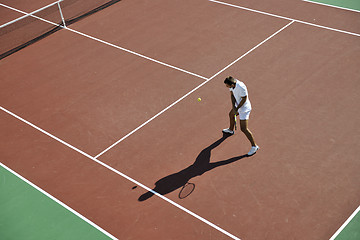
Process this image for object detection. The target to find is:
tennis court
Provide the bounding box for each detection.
[1,0,359,239]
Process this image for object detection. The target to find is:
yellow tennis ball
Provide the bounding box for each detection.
[197,97,202,102]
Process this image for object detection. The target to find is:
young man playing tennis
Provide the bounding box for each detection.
[222,76,259,156]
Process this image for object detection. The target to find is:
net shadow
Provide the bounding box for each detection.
[0,0,122,59]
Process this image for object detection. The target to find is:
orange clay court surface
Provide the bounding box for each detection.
[0,0,359,239]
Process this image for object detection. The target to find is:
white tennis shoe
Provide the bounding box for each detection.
[222,128,234,135]
[248,145,260,156]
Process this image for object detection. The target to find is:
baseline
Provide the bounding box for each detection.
[302,0,360,13]
[208,0,360,37]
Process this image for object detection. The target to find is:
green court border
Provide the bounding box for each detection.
[304,0,360,12]
[304,1,360,238]
[0,163,114,240]
[333,207,360,240]
[0,2,358,239]
[1,162,359,240]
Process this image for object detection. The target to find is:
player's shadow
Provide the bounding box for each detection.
[138,133,249,201]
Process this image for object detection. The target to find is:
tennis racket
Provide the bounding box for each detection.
[234,114,237,131]
[179,182,195,199]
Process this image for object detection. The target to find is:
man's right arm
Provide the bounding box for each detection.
[230,92,237,113]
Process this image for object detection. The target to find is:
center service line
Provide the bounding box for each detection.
[95,20,294,158]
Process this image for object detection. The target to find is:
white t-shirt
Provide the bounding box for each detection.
[230,80,252,113]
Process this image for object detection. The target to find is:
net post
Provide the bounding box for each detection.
[57,0,66,27]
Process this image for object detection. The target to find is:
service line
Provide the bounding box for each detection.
[0,3,208,81]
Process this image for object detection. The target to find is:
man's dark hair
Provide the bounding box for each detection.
[224,76,236,85]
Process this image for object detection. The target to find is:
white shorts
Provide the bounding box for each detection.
[238,110,251,120]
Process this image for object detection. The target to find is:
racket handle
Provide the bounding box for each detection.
[234,115,237,130]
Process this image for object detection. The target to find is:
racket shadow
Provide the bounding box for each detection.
[138,133,249,201]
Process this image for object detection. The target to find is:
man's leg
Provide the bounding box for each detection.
[229,109,236,131]
[240,119,256,147]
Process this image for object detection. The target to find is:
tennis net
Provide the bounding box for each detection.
[0,0,121,59]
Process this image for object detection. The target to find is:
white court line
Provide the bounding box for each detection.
[209,0,360,37]
[0,3,61,28]
[208,20,294,80]
[329,205,360,240]
[65,27,208,80]
[207,3,359,238]
[0,3,208,81]
[94,77,212,158]
[0,106,241,240]
[0,161,118,240]
[95,20,295,158]
[1,4,291,237]
[0,19,293,239]
[302,0,360,13]
[0,2,331,238]
[0,0,63,29]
